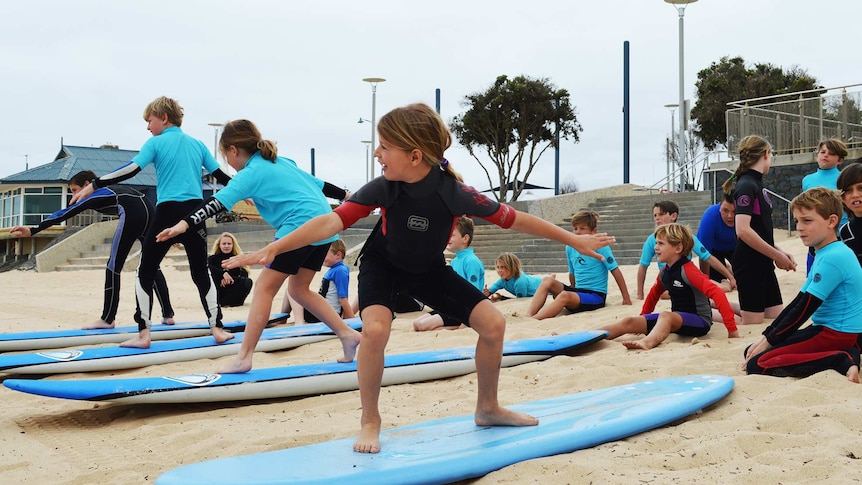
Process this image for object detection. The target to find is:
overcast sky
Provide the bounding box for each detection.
[2,0,860,197]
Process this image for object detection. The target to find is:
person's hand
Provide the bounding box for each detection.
[221,273,235,287]
[224,248,275,268]
[343,191,352,201]
[773,250,796,271]
[69,183,94,204]
[483,285,491,297]
[573,233,615,262]
[727,275,738,291]
[741,336,770,371]
[488,293,501,302]
[9,226,31,237]
[728,330,741,339]
[156,221,190,242]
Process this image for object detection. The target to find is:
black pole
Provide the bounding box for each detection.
[435,88,441,114]
[310,147,316,176]
[623,41,630,184]
[554,97,560,195]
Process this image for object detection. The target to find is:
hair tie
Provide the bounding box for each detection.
[440,157,450,170]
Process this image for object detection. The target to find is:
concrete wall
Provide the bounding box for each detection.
[35,220,118,272]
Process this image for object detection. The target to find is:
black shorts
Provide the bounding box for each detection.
[734,262,782,313]
[358,257,486,326]
[267,243,330,276]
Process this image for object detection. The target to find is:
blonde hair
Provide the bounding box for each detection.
[570,210,599,230]
[220,119,278,162]
[723,135,771,194]
[653,223,694,259]
[496,252,523,279]
[377,103,463,181]
[143,96,184,127]
[211,232,249,272]
[329,239,347,258]
[791,187,843,222]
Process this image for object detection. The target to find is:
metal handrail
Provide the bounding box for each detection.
[703,167,793,236]
[726,82,862,107]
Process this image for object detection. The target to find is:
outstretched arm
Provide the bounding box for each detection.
[508,211,614,261]
[224,212,345,268]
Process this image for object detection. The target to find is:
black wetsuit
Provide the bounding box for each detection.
[731,171,782,312]
[29,186,174,323]
[334,168,514,323]
[207,252,253,307]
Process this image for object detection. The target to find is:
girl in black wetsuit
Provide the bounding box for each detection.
[220,103,615,455]
[207,232,252,307]
[722,135,797,325]
[9,170,175,329]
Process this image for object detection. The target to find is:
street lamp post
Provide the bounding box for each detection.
[664,0,697,191]
[664,104,678,191]
[362,77,386,183]
[207,122,224,192]
[361,140,372,177]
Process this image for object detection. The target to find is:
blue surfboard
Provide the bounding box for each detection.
[155,374,734,485]
[3,331,607,404]
[0,317,362,375]
[0,314,289,352]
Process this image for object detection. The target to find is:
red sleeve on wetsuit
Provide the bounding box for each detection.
[682,262,738,333]
[334,200,375,229]
[479,203,517,229]
[641,274,664,315]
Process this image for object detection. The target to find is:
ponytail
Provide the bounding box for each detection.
[257,140,278,162]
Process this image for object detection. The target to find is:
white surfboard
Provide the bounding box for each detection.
[0,318,361,375]
[3,331,607,403]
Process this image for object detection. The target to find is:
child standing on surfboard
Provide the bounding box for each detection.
[155,119,361,364]
[70,96,234,349]
[599,223,739,350]
[221,103,615,454]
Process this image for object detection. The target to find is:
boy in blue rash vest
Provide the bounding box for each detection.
[801,138,848,273]
[744,187,862,383]
[696,191,737,289]
[723,135,797,325]
[528,210,632,320]
[157,119,361,364]
[9,170,175,329]
[484,252,542,301]
[414,216,484,331]
[635,200,736,300]
[600,223,740,351]
[70,96,235,349]
[303,240,355,323]
[220,103,614,454]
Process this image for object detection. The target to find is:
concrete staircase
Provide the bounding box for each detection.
[469,191,714,274]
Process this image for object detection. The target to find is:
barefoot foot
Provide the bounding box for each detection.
[82,319,115,330]
[474,407,538,427]
[621,339,657,350]
[336,330,362,363]
[120,331,151,349]
[847,366,860,384]
[161,317,176,325]
[212,327,235,344]
[217,356,253,374]
[353,422,382,453]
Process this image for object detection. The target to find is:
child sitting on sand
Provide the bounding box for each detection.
[528,210,631,320]
[600,223,739,350]
[484,252,542,301]
[743,187,862,382]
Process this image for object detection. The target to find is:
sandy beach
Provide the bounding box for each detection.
[1,230,861,484]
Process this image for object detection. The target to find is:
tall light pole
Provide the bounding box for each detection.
[361,140,372,177]
[665,0,697,191]
[664,104,678,191]
[362,77,386,183]
[207,122,224,192]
